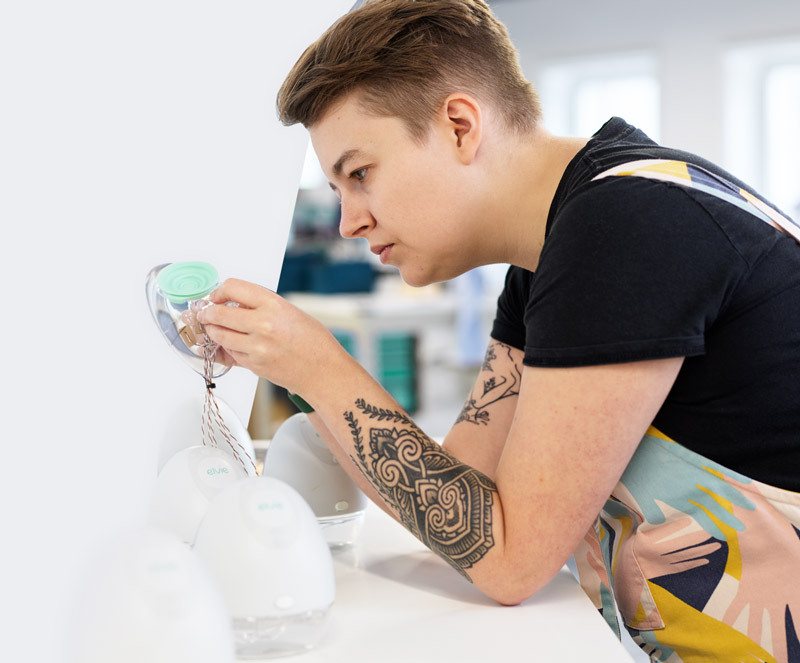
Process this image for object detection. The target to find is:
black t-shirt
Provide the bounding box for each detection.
[491,117,800,491]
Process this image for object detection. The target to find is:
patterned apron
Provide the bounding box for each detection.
[572,161,800,662]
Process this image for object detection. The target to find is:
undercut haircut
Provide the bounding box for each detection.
[277,0,542,141]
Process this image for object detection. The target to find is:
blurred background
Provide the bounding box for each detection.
[249,0,800,443]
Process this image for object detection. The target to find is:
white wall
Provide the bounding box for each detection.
[492,0,800,165]
[0,1,351,659]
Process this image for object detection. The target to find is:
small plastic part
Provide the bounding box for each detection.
[145,262,229,379]
[287,392,314,413]
[157,261,219,304]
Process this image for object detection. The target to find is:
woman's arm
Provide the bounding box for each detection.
[442,339,523,479]
[199,279,682,604]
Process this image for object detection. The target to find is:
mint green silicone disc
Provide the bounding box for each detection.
[157,261,218,304]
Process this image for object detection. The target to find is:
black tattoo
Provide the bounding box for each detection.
[456,341,522,426]
[481,344,498,372]
[346,399,496,579]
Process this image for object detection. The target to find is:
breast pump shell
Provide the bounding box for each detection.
[193,477,335,659]
[194,477,335,618]
[145,262,230,379]
[73,529,235,663]
[263,413,368,519]
[149,445,248,546]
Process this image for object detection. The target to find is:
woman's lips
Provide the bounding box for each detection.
[372,243,394,264]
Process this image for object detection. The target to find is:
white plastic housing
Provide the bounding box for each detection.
[263,413,368,518]
[73,529,234,663]
[149,445,247,545]
[193,476,335,618]
[157,395,257,475]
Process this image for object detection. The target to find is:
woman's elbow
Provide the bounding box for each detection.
[473,567,551,607]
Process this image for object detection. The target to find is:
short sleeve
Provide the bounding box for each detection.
[522,177,747,367]
[490,266,531,351]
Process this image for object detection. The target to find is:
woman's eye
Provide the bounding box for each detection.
[350,167,368,182]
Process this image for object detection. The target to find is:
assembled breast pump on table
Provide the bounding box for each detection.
[145,261,367,659]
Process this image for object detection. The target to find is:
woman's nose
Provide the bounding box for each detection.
[339,195,375,239]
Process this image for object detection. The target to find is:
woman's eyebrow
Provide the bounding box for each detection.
[332,148,364,177]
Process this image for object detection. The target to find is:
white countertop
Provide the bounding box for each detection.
[288,505,632,662]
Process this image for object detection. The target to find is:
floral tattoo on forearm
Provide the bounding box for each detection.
[456,341,522,426]
[346,399,496,579]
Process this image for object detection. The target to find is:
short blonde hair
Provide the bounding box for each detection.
[277,0,541,140]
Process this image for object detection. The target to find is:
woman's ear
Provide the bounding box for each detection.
[440,93,482,164]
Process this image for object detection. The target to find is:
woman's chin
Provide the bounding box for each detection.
[399,268,434,288]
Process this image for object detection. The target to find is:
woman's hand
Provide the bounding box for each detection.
[196,278,351,398]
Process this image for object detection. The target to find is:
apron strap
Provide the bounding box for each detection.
[592,159,800,244]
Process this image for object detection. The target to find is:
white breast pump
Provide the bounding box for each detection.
[193,476,335,658]
[262,412,368,549]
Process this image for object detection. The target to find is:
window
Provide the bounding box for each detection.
[538,52,660,141]
[764,62,800,217]
[724,38,800,217]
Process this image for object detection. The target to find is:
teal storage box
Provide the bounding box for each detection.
[310,261,375,294]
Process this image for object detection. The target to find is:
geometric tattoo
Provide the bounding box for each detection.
[346,399,497,580]
[455,341,522,426]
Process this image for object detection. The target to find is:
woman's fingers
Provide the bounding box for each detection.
[195,276,345,394]
[210,345,240,368]
[199,300,259,333]
[203,322,252,355]
[208,278,271,309]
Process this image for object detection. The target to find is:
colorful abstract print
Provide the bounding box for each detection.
[575,428,800,662]
[592,158,800,244]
